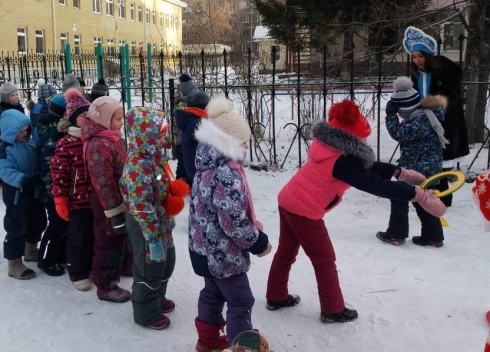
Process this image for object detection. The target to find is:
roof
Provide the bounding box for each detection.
[253,26,271,41]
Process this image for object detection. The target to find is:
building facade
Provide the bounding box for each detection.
[0,0,186,55]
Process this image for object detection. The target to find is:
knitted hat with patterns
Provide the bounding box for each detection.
[62,74,81,92]
[177,73,198,96]
[88,96,121,130]
[0,82,18,103]
[328,99,371,138]
[48,93,67,118]
[37,79,57,103]
[91,78,109,97]
[390,76,421,118]
[65,88,90,126]
[206,95,251,143]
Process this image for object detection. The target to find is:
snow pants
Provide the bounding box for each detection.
[66,208,94,282]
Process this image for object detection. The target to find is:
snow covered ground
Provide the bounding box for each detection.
[0,156,489,352]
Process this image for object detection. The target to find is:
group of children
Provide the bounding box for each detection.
[0,67,450,352]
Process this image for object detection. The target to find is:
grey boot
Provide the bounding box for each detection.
[8,258,36,280]
[24,243,39,262]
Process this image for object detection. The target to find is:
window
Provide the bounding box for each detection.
[170,15,174,29]
[152,9,156,25]
[159,12,163,26]
[271,45,280,63]
[94,36,102,44]
[60,32,68,53]
[241,44,248,52]
[118,0,125,18]
[241,15,249,23]
[59,0,66,5]
[35,29,44,54]
[130,3,134,20]
[131,41,136,55]
[74,34,81,55]
[107,38,115,55]
[145,7,149,24]
[119,39,126,45]
[175,16,179,29]
[17,28,27,54]
[242,29,250,38]
[73,0,79,8]
[106,0,114,16]
[239,1,249,9]
[165,14,169,28]
[441,22,463,51]
[93,0,101,13]
[138,5,142,22]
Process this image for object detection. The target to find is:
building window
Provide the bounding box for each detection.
[60,33,68,53]
[441,22,463,51]
[152,9,156,25]
[118,0,125,18]
[94,36,102,44]
[93,0,101,13]
[59,0,66,5]
[145,7,149,24]
[170,15,174,29]
[241,15,249,23]
[130,3,134,20]
[73,0,80,8]
[35,29,44,54]
[138,5,142,22]
[175,16,179,29]
[242,29,250,38]
[159,12,163,26]
[106,0,114,16]
[107,38,115,55]
[239,1,249,9]
[74,34,81,55]
[241,44,248,52]
[119,40,126,46]
[165,13,169,28]
[131,41,137,55]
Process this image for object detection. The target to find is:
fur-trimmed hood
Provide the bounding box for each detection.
[311,121,375,169]
[195,118,247,163]
[421,94,448,110]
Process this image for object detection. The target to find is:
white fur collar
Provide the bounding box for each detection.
[195,119,246,162]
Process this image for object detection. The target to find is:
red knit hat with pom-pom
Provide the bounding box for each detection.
[65,88,90,126]
[328,99,371,138]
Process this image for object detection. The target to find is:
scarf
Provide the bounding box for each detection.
[410,109,449,148]
[83,129,121,157]
[185,107,207,118]
[67,126,81,138]
[228,161,263,231]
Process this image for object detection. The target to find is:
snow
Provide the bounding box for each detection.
[253,26,272,41]
[0,159,489,351]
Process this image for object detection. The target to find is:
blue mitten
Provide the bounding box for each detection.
[386,100,399,116]
[149,238,165,262]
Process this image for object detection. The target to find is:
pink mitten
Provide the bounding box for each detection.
[411,186,446,217]
[397,168,426,185]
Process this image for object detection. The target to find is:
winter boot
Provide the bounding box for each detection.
[195,318,230,352]
[320,308,358,323]
[412,236,444,248]
[24,242,39,262]
[376,231,406,246]
[266,294,301,311]
[96,285,131,303]
[72,279,92,291]
[37,262,65,276]
[8,258,36,280]
[161,299,175,313]
[147,314,171,330]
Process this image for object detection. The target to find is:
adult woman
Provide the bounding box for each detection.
[403,26,470,206]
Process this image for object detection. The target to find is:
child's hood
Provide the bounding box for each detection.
[125,106,166,158]
[0,109,31,144]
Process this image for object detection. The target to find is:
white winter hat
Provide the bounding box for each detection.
[206,95,251,143]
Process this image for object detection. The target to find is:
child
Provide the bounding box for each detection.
[82,96,131,302]
[0,82,24,115]
[0,110,47,279]
[36,93,69,276]
[51,89,93,291]
[175,89,209,184]
[85,78,109,103]
[120,107,188,330]
[377,76,448,247]
[28,79,57,145]
[266,99,446,323]
[189,96,272,351]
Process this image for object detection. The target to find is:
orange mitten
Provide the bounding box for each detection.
[54,197,70,221]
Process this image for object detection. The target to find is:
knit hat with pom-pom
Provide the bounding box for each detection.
[37,78,57,103]
[206,95,251,143]
[390,76,421,118]
[328,99,371,138]
[91,78,109,98]
[65,88,91,126]
[177,73,198,96]
[88,96,121,130]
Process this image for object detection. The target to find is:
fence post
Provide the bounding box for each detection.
[223,49,228,98]
[159,51,165,110]
[296,44,302,167]
[349,36,355,100]
[139,51,145,106]
[201,49,205,91]
[169,78,176,155]
[322,45,327,121]
[437,37,442,56]
[65,43,72,73]
[96,42,103,80]
[119,50,128,142]
[247,47,253,162]
[147,43,153,103]
[271,45,277,167]
[125,44,131,108]
[376,44,382,162]
[178,51,183,75]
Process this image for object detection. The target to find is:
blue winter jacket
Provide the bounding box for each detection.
[29,101,48,145]
[0,110,37,189]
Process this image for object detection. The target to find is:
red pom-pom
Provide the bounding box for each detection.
[170,179,190,197]
[165,195,185,216]
[328,99,361,125]
[64,88,83,103]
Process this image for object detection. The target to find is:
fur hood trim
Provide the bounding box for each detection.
[57,118,71,133]
[312,121,375,168]
[421,95,448,110]
[195,119,246,162]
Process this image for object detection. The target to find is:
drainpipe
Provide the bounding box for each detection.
[52,0,57,52]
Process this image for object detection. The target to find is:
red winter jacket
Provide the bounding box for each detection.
[51,122,92,209]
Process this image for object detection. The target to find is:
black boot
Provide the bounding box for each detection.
[412,236,444,248]
[266,294,301,311]
[320,308,358,323]
[37,262,65,276]
[376,231,406,246]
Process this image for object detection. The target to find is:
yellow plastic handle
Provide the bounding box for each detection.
[419,171,465,198]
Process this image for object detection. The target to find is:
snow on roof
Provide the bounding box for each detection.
[253,26,271,41]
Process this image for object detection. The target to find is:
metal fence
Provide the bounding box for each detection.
[4,43,490,175]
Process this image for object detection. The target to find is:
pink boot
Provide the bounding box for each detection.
[162,299,175,313]
[195,318,230,352]
[147,314,170,330]
[96,285,131,303]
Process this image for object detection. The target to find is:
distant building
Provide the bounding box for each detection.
[253,26,286,73]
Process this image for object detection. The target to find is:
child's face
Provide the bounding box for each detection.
[16,127,28,142]
[76,111,89,128]
[110,108,124,130]
[9,92,19,105]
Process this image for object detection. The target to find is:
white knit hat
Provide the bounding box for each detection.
[206,95,251,143]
